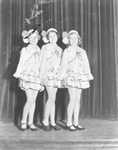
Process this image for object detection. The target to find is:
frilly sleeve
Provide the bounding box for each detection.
[83,50,94,80]
[13,48,26,78]
[39,45,47,80]
[58,49,68,80]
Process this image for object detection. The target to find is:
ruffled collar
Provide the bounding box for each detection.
[26,45,40,53]
[68,46,83,53]
[45,43,61,59]
[46,43,59,51]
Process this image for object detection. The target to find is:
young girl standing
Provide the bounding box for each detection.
[13,29,44,131]
[58,30,93,131]
[39,28,62,131]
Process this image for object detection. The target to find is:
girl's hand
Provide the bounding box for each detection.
[13,72,21,78]
[40,85,45,92]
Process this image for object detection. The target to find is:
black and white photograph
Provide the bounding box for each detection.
[0,0,118,149]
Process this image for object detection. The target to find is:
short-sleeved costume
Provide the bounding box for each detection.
[58,46,93,89]
[40,43,62,87]
[13,45,42,91]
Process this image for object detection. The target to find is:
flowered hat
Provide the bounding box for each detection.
[62,31,69,44]
[22,29,39,43]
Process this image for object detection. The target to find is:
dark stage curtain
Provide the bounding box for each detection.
[0,0,118,123]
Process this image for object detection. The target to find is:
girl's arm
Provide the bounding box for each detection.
[39,45,47,79]
[13,48,26,78]
[58,49,68,79]
[83,50,94,80]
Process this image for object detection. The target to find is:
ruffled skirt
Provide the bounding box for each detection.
[61,77,90,89]
[41,69,62,88]
[60,71,93,89]
[18,66,42,91]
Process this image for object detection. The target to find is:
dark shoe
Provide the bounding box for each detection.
[65,125,78,131]
[20,123,28,131]
[41,123,52,131]
[50,124,62,131]
[28,124,39,131]
[73,125,85,130]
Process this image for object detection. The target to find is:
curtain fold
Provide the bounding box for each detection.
[0,0,118,123]
[113,0,118,117]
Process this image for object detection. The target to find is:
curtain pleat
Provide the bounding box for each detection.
[0,0,118,123]
[113,0,118,116]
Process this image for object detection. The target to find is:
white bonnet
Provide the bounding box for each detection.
[47,28,57,34]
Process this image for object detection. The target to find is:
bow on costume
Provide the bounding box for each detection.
[58,46,93,80]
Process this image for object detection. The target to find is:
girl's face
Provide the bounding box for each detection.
[48,31,58,44]
[28,32,39,45]
[69,33,78,46]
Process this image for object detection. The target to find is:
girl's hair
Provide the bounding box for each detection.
[68,30,82,45]
[46,28,59,40]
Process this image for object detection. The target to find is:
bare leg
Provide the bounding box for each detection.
[21,89,34,128]
[43,86,57,126]
[67,87,76,126]
[50,102,55,125]
[73,88,82,126]
[28,90,38,125]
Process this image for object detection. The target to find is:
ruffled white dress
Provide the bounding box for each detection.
[58,46,94,89]
[13,45,43,91]
[39,43,62,87]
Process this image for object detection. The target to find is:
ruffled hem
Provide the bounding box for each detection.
[41,78,62,88]
[59,77,90,89]
[67,72,94,81]
[19,80,43,91]
[19,73,41,84]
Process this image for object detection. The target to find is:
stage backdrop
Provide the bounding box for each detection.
[0,0,118,123]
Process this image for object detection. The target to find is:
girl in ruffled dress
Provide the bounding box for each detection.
[13,29,44,131]
[58,30,94,131]
[39,28,62,131]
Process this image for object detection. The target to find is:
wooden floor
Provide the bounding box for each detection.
[0,119,118,150]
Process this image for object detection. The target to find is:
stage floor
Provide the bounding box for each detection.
[0,119,118,150]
